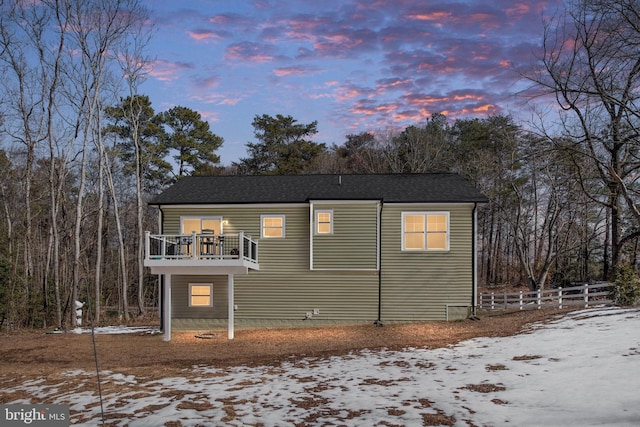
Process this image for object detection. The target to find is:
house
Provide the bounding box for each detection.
[144,173,488,341]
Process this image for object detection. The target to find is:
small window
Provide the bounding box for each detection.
[402,212,449,251]
[261,215,285,238]
[316,210,333,235]
[189,283,213,307]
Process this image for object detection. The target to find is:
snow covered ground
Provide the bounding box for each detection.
[70,325,160,335]
[8,307,640,426]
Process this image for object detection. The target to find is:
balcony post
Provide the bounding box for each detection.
[192,231,197,260]
[163,274,172,341]
[239,231,245,259]
[228,274,235,340]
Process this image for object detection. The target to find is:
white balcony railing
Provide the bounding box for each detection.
[144,231,258,264]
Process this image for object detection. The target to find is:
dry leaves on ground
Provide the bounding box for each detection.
[0,309,566,386]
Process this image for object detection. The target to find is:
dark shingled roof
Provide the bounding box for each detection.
[149,173,489,205]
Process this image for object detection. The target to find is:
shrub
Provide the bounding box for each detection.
[610,266,640,306]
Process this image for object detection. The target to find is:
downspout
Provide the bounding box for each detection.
[471,202,478,317]
[158,207,165,331]
[375,200,383,327]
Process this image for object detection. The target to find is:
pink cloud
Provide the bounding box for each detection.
[142,0,562,155]
[338,86,507,135]
[335,83,378,102]
[209,14,232,25]
[407,11,452,22]
[505,3,530,18]
[207,13,253,28]
[219,97,242,106]
[392,109,425,122]
[224,41,277,63]
[199,110,220,123]
[376,77,415,94]
[468,13,502,30]
[312,28,378,57]
[191,75,220,90]
[273,66,318,77]
[147,59,193,82]
[189,92,243,106]
[308,93,332,100]
[187,29,224,42]
[282,16,327,42]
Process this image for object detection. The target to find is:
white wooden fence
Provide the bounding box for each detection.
[477,282,612,311]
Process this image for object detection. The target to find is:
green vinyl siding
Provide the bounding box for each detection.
[170,275,228,319]
[380,204,473,321]
[157,202,474,325]
[312,202,378,270]
[234,270,378,320]
[232,205,377,320]
[159,204,379,323]
[161,206,263,238]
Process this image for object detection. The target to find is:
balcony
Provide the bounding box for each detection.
[144,231,259,275]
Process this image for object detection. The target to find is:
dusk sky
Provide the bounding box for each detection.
[141,0,561,164]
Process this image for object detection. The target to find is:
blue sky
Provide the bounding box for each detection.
[140,0,560,164]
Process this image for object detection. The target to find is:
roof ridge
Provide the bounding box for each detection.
[150,173,488,205]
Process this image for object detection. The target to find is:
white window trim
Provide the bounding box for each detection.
[260,214,286,238]
[401,211,450,252]
[188,283,213,307]
[315,209,333,235]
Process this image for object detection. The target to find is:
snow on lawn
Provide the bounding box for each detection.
[69,325,160,335]
[7,307,640,426]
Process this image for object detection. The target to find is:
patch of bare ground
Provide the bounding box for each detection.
[485,363,508,371]
[512,355,543,361]
[461,383,507,393]
[0,308,571,393]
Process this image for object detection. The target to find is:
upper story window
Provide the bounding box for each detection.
[261,215,285,238]
[402,212,449,251]
[315,210,333,235]
[182,217,222,235]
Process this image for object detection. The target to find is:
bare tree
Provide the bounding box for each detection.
[0,0,153,328]
[383,114,453,173]
[0,1,73,327]
[64,0,150,326]
[109,18,156,318]
[527,0,640,277]
[0,1,41,324]
[504,137,591,290]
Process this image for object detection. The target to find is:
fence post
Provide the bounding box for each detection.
[503,291,508,309]
[519,291,523,310]
[491,292,495,310]
[584,283,589,308]
[558,287,563,309]
[537,288,542,309]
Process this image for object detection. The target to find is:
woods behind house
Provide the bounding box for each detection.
[1,0,639,328]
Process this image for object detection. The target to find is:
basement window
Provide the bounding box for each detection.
[189,283,213,307]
